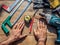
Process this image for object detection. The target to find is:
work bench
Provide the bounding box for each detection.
[0,1,57,45]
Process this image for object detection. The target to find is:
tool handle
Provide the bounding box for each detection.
[1,16,12,35]
[56,29,60,43]
[29,18,34,33]
[1,24,9,35]
[7,20,12,28]
[6,16,12,27]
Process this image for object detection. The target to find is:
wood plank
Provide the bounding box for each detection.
[0,1,57,45]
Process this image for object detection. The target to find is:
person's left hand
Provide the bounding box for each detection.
[0,22,28,45]
[9,22,27,42]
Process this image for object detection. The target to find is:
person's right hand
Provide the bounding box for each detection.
[33,21,47,42]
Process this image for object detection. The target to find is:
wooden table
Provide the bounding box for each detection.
[0,1,57,45]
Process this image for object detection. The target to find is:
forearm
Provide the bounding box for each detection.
[37,41,45,45]
[0,38,15,45]
[37,39,46,45]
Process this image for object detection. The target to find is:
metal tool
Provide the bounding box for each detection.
[33,0,60,13]
[29,17,34,33]
[40,12,60,43]
[52,6,60,16]
[1,0,32,35]
[2,0,20,12]
[24,15,31,24]
[29,9,39,33]
[48,0,60,9]
[33,0,44,9]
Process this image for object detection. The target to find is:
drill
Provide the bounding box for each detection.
[40,12,60,43]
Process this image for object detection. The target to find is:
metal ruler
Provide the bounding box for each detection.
[1,0,32,35]
[2,0,20,12]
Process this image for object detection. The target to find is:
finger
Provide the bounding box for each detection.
[13,23,18,29]
[18,22,21,29]
[20,34,28,38]
[43,25,47,30]
[45,25,47,30]
[39,21,42,29]
[16,23,20,29]
[19,22,24,29]
[42,22,45,28]
[20,23,25,32]
[33,29,37,35]
[37,21,40,30]
[39,21,45,30]
[42,22,47,30]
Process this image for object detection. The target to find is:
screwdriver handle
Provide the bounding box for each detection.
[56,29,60,43]
[29,18,34,33]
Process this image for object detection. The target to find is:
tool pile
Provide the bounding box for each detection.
[1,0,32,35]
[33,0,60,44]
[0,0,60,44]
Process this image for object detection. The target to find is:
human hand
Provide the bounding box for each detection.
[8,22,27,43]
[1,22,27,45]
[33,21,47,42]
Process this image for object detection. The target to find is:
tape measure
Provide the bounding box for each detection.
[24,15,31,24]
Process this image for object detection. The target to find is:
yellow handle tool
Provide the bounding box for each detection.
[48,0,60,8]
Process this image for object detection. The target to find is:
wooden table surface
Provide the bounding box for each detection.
[0,1,57,45]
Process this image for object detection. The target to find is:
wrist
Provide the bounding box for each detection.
[37,39,45,45]
[1,37,15,45]
[7,37,16,44]
[37,41,45,45]
[38,38,45,42]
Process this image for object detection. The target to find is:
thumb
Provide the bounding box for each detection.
[33,29,37,35]
[20,34,28,39]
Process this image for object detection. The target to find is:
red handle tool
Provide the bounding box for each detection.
[29,17,34,33]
